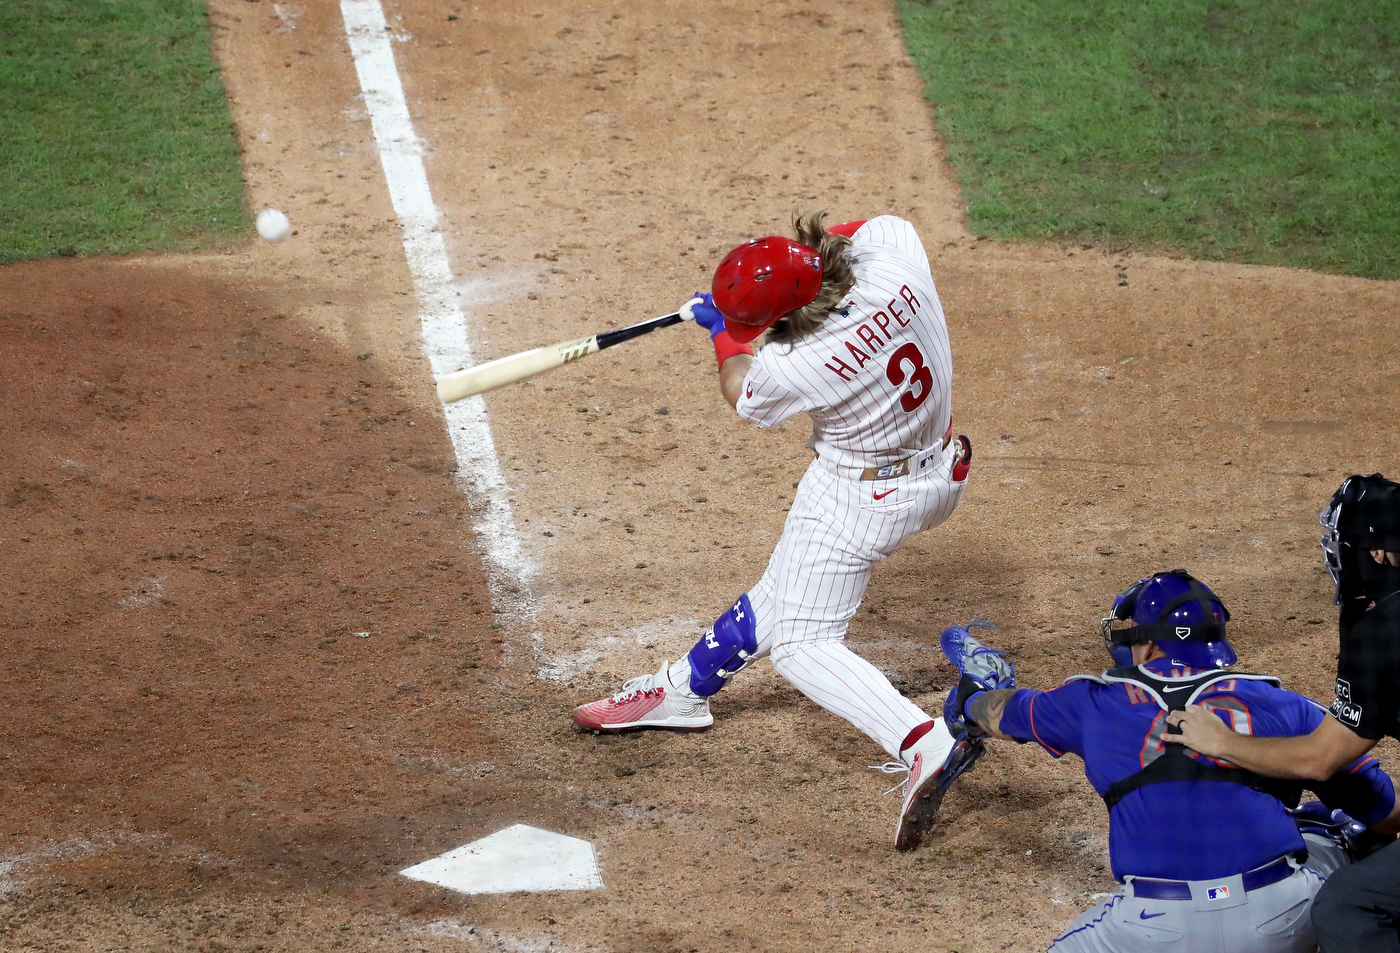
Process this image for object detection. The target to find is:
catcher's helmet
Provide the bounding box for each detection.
[1100,569,1234,669]
[711,237,822,343]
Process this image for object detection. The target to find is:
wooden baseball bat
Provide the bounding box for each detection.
[436,311,689,404]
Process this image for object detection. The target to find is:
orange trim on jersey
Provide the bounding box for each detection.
[1221,698,1255,736]
[1194,699,1255,767]
[1124,683,1154,705]
[1028,693,1064,757]
[1139,711,1167,766]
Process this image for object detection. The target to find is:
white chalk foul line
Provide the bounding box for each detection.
[339,0,536,614]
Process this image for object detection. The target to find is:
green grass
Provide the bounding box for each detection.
[0,0,247,264]
[895,0,1400,278]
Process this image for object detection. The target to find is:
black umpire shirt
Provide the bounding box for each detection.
[1332,591,1400,741]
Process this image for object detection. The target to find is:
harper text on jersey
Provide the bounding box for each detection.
[823,286,922,381]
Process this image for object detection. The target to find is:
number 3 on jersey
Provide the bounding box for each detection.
[886,342,933,412]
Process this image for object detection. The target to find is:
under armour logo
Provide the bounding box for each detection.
[733,604,746,621]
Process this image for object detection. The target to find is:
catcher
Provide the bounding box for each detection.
[574,212,976,851]
[940,570,1399,953]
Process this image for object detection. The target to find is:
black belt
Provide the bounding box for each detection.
[1129,856,1294,901]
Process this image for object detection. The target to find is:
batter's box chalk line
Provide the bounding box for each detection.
[399,824,604,895]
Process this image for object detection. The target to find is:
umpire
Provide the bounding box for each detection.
[1171,473,1400,951]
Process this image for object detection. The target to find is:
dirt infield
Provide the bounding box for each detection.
[3,1,1399,951]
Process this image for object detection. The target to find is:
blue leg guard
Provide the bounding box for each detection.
[687,594,758,697]
[1292,800,1398,862]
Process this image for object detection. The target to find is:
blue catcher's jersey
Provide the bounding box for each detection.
[999,657,1394,881]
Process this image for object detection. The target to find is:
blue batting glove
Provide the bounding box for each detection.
[681,292,727,339]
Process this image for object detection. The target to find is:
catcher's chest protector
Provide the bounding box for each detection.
[1065,667,1302,810]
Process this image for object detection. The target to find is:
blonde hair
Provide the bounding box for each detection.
[764,210,857,345]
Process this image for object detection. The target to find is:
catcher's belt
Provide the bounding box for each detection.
[1128,855,1296,900]
[858,422,955,481]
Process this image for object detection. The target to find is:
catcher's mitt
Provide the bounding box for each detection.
[940,620,1016,736]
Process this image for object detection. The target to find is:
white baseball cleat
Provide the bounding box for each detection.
[890,718,970,852]
[572,663,713,733]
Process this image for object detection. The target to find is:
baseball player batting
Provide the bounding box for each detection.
[939,571,1400,952]
[574,212,975,851]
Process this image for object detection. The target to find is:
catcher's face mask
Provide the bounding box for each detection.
[1320,478,1351,599]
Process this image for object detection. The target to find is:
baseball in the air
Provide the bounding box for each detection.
[256,208,291,242]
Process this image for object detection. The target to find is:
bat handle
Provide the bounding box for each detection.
[594,311,685,350]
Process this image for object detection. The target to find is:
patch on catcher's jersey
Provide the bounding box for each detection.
[1206,885,1230,901]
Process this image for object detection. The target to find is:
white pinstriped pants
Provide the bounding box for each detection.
[670,436,967,756]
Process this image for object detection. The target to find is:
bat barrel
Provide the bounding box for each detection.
[435,311,687,405]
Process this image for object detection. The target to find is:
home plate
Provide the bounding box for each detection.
[399,824,604,894]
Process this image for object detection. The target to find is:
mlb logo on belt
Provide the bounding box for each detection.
[1207,885,1230,901]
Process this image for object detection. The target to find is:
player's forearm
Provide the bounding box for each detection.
[967,688,1017,741]
[1207,733,1341,781]
[718,353,752,410]
[1169,705,1377,780]
[1204,721,1373,781]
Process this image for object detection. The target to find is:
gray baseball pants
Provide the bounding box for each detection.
[1049,837,1347,953]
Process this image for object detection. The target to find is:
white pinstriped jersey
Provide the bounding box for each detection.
[651,214,968,762]
[735,216,952,470]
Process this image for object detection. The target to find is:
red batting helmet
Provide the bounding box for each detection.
[711,237,822,344]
